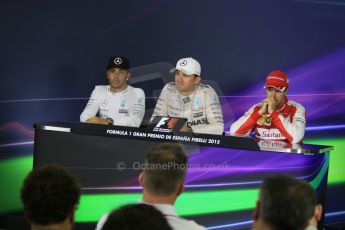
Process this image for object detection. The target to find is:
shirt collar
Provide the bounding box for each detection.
[276,96,288,112]
[138,200,178,217]
[108,85,130,94]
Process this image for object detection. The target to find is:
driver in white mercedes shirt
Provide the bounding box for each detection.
[80,56,145,127]
[151,57,224,135]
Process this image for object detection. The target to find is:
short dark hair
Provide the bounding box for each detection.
[21,164,81,225]
[143,143,187,196]
[260,175,317,230]
[102,204,172,230]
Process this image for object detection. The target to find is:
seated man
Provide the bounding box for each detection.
[252,175,322,230]
[21,164,81,230]
[96,143,205,230]
[230,70,305,143]
[151,57,224,135]
[102,204,172,230]
[80,56,145,127]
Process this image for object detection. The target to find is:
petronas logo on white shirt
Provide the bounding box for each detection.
[120,100,126,108]
[194,96,200,106]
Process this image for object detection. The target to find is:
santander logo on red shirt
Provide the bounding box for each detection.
[256,128,286,140]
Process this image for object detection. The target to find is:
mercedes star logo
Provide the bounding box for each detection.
[180,60,187,66]
[114,57,122,65]
[101,99,108,106]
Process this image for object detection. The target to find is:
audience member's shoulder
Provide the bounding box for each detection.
[95,213,110,230]
[305,225,318,230]
[183,220,206,230]
[167,217,206,230]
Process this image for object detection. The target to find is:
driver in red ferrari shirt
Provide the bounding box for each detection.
[230,70,306,143]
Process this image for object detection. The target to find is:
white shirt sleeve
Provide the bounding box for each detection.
[271,103,306,143]
[229,104,259,136]
[80,86,100,122]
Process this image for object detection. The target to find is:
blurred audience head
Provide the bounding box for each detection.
[21,164,81,230]
[139,143,187,200]
[253,174,322,230]
[102,203,172,230]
